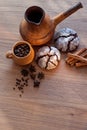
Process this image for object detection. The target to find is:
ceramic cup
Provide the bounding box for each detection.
[6,41,35,65]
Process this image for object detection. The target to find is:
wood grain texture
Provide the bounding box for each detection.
[0,0,87,130]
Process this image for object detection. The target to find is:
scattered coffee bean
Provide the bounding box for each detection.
[30,73,36,80]
[15,76,29,96]
[16,82,20,85]
[19,94,22,97]
[14,43,30,57]
[29,64,36,73]
[34,80,40,87]
[37,72,44,80]
[23,82,26,86]
[21,77,24,81]
[18,86,22,90]
[13,87,15,90]
[16,78,21,82]
[14,64,45,97]
[21,69,29,77]
[25,83,28,86]
[25,78,29,83]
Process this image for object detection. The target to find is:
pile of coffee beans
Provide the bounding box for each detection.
[14,43,30,57]
[13,64,45,97]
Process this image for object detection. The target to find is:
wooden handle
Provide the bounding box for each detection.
[6,50,13,58]
[63,2,83,17]
[53,2,83,26]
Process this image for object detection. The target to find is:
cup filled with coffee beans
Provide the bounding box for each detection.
[6,41,35,65]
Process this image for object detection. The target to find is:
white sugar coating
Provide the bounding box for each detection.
[50,55,58,66]
[38,56,49,69]
[49,49,55,55]
[50,46,61,60]
[55,28,80,52]
[57,27,76,37]
[47,62,56,70]
[36,46,61,70]
[36,46,50,58]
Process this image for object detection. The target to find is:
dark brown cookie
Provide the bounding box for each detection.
[55,28,80,52]
[36,46,60,70]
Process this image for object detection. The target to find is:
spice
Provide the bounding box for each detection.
[19,94,22,97]
[21,69,29,77]
[30,73,36,80]
[29,64,36,73]
[16,78,21,82]
[34,80,40,87]
[13,87,15,90]
[37,72,44,80]
[21,77,24,81]
[66,48,87,67]
[14,64,45,97]
[15,76,29,95]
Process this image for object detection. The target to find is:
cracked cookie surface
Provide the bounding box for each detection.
[55,28,80,52]
[36,46,60,70]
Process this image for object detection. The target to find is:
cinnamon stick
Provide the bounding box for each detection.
[76,62,87,67]
[68,53,87,63]
[66,48,87,64]
[70,50,87,66]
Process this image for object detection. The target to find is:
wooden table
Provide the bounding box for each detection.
[0,0,87,130]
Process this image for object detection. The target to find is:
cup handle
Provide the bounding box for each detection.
[6,50,13,58]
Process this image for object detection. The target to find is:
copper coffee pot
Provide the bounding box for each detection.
[20,2,83,46]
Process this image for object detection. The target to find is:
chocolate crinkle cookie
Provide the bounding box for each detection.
[35,46,60,70]
[55,28,80,52]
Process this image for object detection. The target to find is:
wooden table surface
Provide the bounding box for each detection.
[0,0,87,130]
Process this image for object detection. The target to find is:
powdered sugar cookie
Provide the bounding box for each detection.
[36,46,60,70]
[55,28,80,52]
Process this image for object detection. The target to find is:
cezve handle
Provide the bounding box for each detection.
[53,2,83,26]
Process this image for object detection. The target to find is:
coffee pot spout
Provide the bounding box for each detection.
[53,2,83,27]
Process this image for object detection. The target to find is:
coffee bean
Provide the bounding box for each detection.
[16,78,21,82]
[13,87,15,90]
[21,77,24,81]
[19,94,22,97]
[14,43,30,57]
[34,80,40,87]
[14,64,45,97]
[30,74,36,80]
[21,69,29,77]
[37,72,44,80]
[29,64,36,73]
